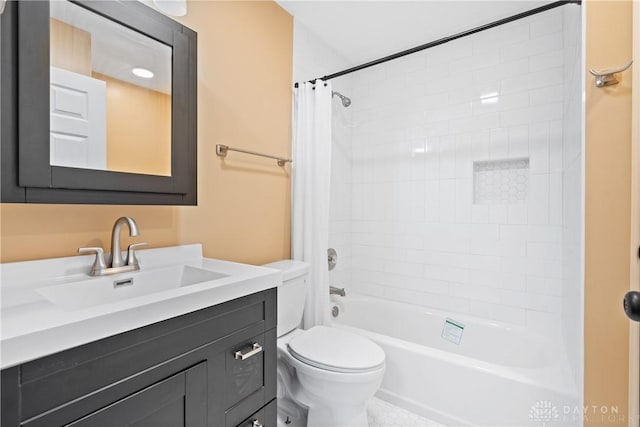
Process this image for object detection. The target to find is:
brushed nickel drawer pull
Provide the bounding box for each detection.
[252,420,263,427]
[234,343,263,360]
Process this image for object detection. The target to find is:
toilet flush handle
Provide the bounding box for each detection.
[234,343,263,360]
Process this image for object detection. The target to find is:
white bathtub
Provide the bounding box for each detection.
[329,293,579,426]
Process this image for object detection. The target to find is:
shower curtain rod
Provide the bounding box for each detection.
[294,0,581,87]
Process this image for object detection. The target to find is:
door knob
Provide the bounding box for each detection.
[623,291,640,321]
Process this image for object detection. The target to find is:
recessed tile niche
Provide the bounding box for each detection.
[473,158,530,205]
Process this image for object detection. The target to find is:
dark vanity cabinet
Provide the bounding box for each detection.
[0,289,277,427]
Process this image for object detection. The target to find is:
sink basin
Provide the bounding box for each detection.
[37,265,228,311]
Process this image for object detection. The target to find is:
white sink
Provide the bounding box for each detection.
[1,244,282,369]
[37,265,228,311]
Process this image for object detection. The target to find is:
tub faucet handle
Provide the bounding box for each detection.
[330,286,346,297]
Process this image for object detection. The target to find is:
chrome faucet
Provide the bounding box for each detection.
[110,216,139,268]
[78,216,147,276]
[330,286,346,297]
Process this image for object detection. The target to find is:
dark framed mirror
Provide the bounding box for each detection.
[1,0,197,205]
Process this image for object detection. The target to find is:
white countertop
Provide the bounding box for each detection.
[0,244,281,369]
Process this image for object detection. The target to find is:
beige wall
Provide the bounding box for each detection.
[0,1,293,265]
[50,18,91,76]
[94,72,172,177]
[584,0,633,424]
[175,1,293,264]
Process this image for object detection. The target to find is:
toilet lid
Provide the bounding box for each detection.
[287,326,385,373]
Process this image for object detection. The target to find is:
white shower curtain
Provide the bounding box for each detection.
[291,81,332,329]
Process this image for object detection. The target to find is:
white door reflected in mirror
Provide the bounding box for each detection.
[50,67,107,169]
[49,0,173,176]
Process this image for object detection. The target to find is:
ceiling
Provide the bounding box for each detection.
[276,1,553,67]
[51,0,172,94]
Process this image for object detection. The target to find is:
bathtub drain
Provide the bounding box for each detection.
[331,306,339,317]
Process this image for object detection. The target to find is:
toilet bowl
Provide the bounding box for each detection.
[278,326,385,427]
[263,260,386,427]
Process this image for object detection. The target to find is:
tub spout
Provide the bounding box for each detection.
[330,286,346,297]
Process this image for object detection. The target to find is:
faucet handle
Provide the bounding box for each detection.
[126,243,148,268]
[78,247,108,276]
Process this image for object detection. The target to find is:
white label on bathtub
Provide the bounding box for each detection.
[442,319,465,345]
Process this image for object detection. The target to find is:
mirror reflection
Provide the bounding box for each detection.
[49,0,172,176]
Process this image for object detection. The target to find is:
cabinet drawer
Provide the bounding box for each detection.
[236,399,277,427]
[225,333,265,407]
[223,328,276,427]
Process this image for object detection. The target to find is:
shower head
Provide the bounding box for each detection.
[332,91,351,107]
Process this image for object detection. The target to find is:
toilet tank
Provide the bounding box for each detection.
[262,260,310,337]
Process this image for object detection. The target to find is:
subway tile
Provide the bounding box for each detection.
[439,139,456,179]
[549,120,564,172]
[474,58,530,87]
[530,50,564,73]
[439,179,456,223]
[450,112,501,133]
[508,125,529,157]
[526,225,562,242]
[425,102,473,123]
[499,102,563,128]
[386,52,427,76]
[489,205,508,224]
[324,10,578,331]
[470,238,526,257]
[528,173,550,225]
[449,49,500,73]
[471,204,489,223]
[530,12,563,38]
[466,254,502,272]
[529,84,563,106]
[489,128,509,159]
[508,204,528,224]
[500,224,528,241]
[549,173,563,225]
[426,38,473,64]
[422,251,469,268]
[408,277,452,295]
[526,275,563,296]
[527,241,563,259]
[455,179,473,223]
[473,23,529,55]
[451,283,502,304]
[529,123,550,173]
[467,300,526,325]
[424,264,470,283]
[500,34,562,63]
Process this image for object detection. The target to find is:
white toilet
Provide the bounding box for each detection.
[263,260,385,427]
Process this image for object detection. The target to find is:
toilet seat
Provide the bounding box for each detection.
[287,325,385,373]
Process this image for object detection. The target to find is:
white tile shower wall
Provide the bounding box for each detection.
[292,20,354,289]
[560,5,582,387]
[344,9,577,327]
[330,101,354,289]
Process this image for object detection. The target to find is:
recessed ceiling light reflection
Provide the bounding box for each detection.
[132,67,154,79]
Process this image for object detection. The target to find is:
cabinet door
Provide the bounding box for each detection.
[65,363,206,427]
